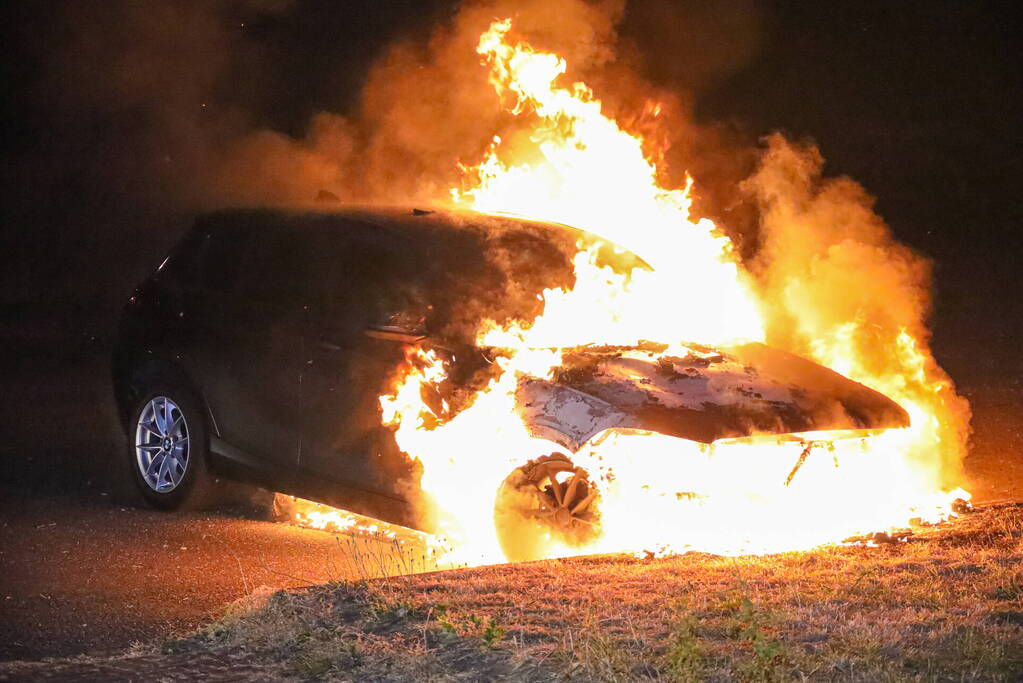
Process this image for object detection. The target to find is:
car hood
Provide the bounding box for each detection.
[516,342,910,449]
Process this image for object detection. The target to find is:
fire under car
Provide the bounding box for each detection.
[112,207,909,558]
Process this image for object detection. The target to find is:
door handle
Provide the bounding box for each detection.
[318,339,343,352]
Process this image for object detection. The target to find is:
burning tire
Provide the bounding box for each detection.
[493,453,601,562]
[127,381,219,511]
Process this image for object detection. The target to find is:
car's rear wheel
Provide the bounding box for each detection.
[493,453,602,562]
[128,382,218,510]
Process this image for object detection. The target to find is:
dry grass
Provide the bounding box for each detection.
[177,504,1023,681]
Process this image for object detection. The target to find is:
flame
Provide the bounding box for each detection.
[458,19,762,348]
[368,19,970,565]
[275,493,401,537]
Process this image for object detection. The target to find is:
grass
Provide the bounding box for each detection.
[663,602,704,681]
[173,579,543,680]
[185,504,1023,680]
[34,504,1022,681]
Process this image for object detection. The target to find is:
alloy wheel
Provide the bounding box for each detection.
[135,396,190,493]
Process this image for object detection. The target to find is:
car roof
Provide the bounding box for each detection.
[193,205,651,274]
[195,206,581,242]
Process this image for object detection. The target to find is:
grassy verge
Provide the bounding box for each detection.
[171,504,1023,681]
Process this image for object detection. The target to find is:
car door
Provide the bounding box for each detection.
[299,222,424,500]
[188,219,305,468]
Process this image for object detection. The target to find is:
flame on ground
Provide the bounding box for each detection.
[289,19,971,566]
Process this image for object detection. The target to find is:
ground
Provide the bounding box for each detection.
[0,310,1021,679]
[2,504,1021,681]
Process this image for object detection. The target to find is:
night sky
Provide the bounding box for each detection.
[2,0,1021,377]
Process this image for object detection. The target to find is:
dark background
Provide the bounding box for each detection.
[694,2,1023,380]
[1,0,1021,475]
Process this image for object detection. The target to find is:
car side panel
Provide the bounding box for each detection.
[296,225,422,501]
[301,330,419,500]
[191,289,304,468]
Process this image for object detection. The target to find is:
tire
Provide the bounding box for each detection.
[127,381,220,511]
[493,453,602,562]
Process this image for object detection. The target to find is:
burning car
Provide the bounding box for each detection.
[113,207,909,560]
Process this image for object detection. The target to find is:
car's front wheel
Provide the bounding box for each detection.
[128,383,218,510]
[493,453,602,562]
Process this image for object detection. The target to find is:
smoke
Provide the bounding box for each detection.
[745,134,970,486]
[4,0,304,305]
[13,0,764,234]
[204,0,765,216]
[211,0,633,205]
[29,0,295,208]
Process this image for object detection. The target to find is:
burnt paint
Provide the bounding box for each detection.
[543,343,910,444]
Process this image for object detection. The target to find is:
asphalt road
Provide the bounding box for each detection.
[0,319,1020,662]
[0,337,424,662]
[0,493,379,661]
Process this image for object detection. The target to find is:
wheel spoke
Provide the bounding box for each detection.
[170,415,185,438]
[162,398,171,435]
[137,444,162,451]
[168,456,184,486]
[535,488,559,512]
[154,415,167,438]
[151,400,163,435]
[144,451,164,480]
[140,421,162,440]
[564,474,582,507]
[171,443,188,467]
[157,452,172,485]
[548,474,565,506]
[571,490,598,515]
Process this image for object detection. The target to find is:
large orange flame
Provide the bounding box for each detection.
[368,19,969,566]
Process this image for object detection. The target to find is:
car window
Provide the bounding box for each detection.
[233,226,311,310]
[187,211,650,343]
[305,216,578,342]
[304,223,425,330]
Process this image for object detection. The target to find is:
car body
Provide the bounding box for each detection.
[112,206,909,532]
